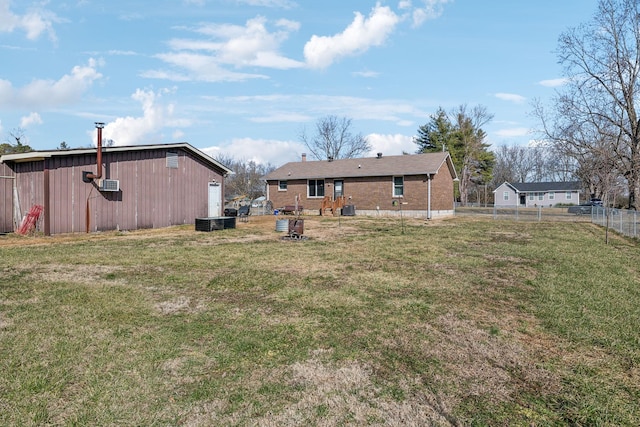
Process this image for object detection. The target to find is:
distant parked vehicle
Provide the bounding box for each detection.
[567,199,603,215]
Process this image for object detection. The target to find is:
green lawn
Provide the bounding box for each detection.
[1,216,639,426]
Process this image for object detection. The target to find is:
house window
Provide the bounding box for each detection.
[393,176,404,197]
[566,191,572,200]
[278,181,287,191]
[503,191,509,201]
[529,193,534,201]
[549,192,555,200]
[166,151,178,168]
[308,179,324,197]
[538,193,544,201]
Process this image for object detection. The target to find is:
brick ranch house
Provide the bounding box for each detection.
[0,142,231,235]
[263,152,458,219]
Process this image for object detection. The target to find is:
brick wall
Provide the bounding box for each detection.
[268,172,454,214]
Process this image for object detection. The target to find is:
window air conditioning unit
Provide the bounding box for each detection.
[99,179,120,192]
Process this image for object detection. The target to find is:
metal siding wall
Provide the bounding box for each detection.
[5,148,226,234]
[0,163,14,232]
[11,162,44,232]
[138,150,155,229]
[184,151,222,221]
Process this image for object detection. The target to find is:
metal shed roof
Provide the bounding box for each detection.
[0,142,232,175]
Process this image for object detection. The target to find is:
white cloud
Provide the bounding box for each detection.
[494,92,526,104]
[494,127,530,138]
[148,15,303,82]
[0,58,102,108]
[108,50,137,56]
[366,133,416,156]
[201,137,305,166]
[352,70,380,78]
[304,4,400,69]
[406,0,453,27]
[539,78,568,88]
[0,0,61,41]
[249,112,311,123]
[149,52,269,82]
[172,129,185,140]
[233,0,297,8]
[101,88,189,146]
[20,112,42,128]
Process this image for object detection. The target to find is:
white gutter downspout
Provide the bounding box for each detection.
[427,174,432,220]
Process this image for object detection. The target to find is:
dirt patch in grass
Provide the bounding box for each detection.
[23,263,128,286]
[183,349,456,426]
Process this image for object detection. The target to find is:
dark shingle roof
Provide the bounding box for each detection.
[263,152,456,181]
[509,181,581,192]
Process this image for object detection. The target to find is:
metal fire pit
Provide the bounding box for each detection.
[281,218,307,241]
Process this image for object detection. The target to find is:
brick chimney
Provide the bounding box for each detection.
[302,153,307,162]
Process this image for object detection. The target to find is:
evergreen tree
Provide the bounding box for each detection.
[415,105,494,205]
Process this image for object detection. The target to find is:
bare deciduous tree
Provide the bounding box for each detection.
[216,154,275,202]
[300,115,370,160]
[492,143,579,183]
[0,128,32,155]
[534,0,640,208]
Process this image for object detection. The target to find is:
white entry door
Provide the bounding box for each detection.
[208,182,221,217]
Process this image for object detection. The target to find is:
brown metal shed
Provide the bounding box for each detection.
[0,162,15,233]
[0,143,231,235]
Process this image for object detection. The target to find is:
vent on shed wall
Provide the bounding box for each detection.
[99,179,120,192]
[166,151,179,168]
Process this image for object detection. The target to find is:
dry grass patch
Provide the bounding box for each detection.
[1,216,639,425]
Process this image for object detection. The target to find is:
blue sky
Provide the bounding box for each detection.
[0,0,599,166]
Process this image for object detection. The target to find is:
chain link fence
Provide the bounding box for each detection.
[454,206,639,239]
[591,207,639,238]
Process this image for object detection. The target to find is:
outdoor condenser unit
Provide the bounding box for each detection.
[98,179,120,192]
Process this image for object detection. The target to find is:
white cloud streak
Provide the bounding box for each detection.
[494,127,530,138]
[494,92,526,104]
[201,137,305,165]
[539,78,568,87]
[147,15,303,82]
[398,0,453,27]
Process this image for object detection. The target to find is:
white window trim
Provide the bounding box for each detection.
[278,180,287,191]
[307,179,325,198]
[503,191,509,201]
[393,176,404,197]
